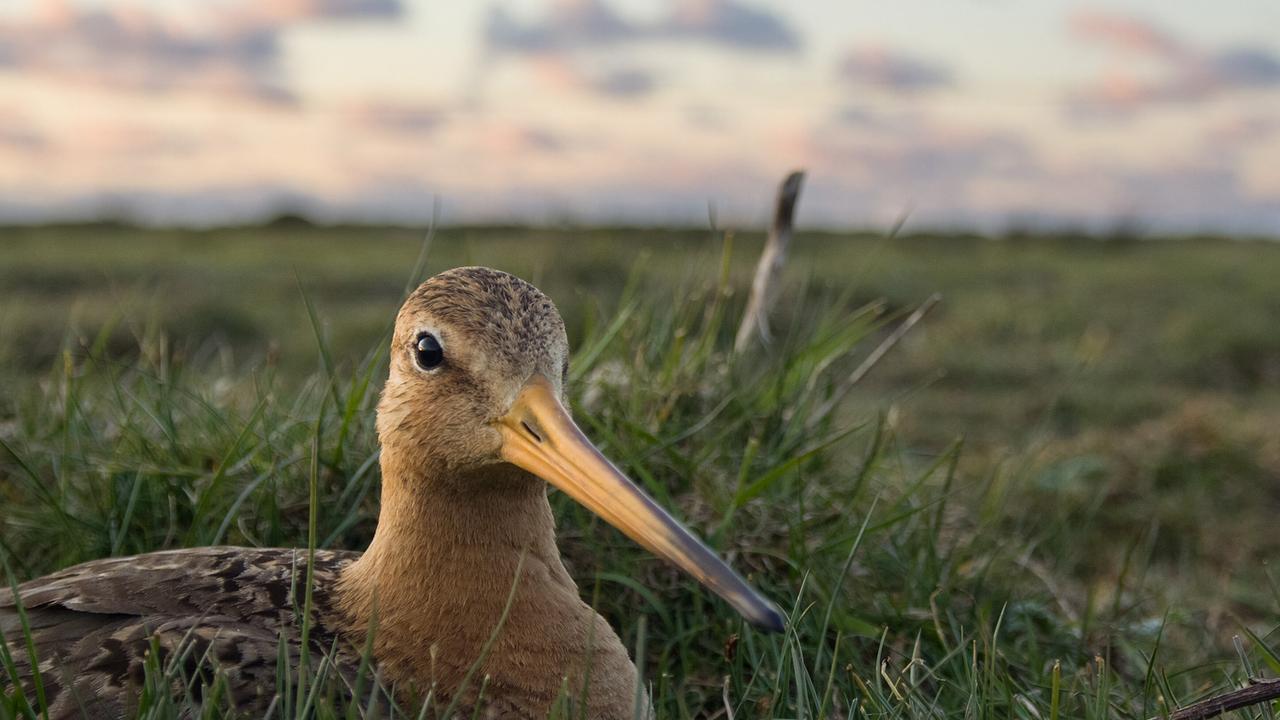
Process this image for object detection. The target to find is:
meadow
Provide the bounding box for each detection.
[2,224,1279,718]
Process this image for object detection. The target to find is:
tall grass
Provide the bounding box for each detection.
[2,242,1277,718]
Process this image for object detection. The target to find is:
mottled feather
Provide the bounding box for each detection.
[2,547,362,719]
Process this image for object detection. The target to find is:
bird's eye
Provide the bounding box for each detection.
[413,332,444,371]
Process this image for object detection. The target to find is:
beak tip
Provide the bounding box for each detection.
[749,601,787,634]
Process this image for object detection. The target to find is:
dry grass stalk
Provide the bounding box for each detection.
[1151,677,1280,720]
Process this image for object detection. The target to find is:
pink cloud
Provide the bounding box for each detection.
[1066,10,1280,117]
[477,124,567,155]
[1203,113,1280,148]
[0,126,46,153]
[836,46,954,93]
[345,101,447,134]
[803,113,1037,207]
[0,107,46,153]
[1069,10,1186,59]
[525,55,658,99]
[0,0,403,105]
[72,121,202,157]
[220,0,401,36]
[0,1,288,103]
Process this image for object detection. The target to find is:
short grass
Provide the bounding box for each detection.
[2,226,1279,718]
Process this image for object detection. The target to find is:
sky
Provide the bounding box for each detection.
[0,0,1277,233]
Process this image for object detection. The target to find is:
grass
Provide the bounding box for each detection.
[2,226,1279,718]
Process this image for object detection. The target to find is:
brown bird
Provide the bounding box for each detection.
[2,267,783,719]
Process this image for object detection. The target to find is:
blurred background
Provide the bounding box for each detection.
[3,3,1280,711]
[0,0,1277,230]
[3,0,1279,449]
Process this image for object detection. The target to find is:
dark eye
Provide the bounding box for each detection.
[413,332,444,370]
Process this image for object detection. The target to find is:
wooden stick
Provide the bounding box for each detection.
[1151,677,1280,720]
[734,170,805,353]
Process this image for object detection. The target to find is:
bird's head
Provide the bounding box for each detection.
[378,266,784,633]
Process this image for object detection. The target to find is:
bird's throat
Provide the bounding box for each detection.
[333,457,633,714]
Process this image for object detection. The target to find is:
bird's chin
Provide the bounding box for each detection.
[453,461,545,491]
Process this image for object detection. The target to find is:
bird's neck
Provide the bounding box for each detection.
[337,455,574,636]
[334,453,637,716]
[356,458,567,577]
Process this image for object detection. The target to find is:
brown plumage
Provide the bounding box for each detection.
[2,267,783,719]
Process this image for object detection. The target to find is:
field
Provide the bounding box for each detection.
[3,225,1280,718]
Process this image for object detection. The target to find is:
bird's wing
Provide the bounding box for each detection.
[1,546,360,719]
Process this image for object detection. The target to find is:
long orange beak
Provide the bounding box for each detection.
[495,374,785,633]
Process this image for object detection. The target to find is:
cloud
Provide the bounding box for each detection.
[1069,10,1185,59]
[1089,160,1280,232]
[258,0,402,21]
[800,110,1280,233]
[0,0,404,105]
[808,117,1037,202]
[514,54,660,100]
[0,106,46,152]
[1067,10,1280,116]
[519,127,566,153]
[684,103,729,130]
[1203,113,1280,148]
[0,126,46,152]
[834,106,925,132]
[479,0,796,103]
[865,132,1034,187]
[0,2,283,103]
[483,0,800,55]
[1212,47,1280,89]
[346,101,447,134]
[484,0,641,54]
[1068,47,1280,116]
[219,0,404,33]
[71,121,204,158]
[587,68,657,98]
[837,48,954,93]
[459,122,569,157]
[659,0,801,52]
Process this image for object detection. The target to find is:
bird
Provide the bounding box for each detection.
[2,266,784,719]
